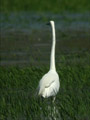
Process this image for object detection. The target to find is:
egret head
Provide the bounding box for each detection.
[46,20,54,26]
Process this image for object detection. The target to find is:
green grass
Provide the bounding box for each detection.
[1,0,90,13]
[0,60,90,120]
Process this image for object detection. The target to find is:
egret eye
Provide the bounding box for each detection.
[46,22,50,26]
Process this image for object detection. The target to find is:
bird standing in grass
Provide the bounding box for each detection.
[38,21,60,101]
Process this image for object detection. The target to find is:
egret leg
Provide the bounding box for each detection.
[53,97,56,103]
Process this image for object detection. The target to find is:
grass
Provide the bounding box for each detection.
[0,57,90,120]
[1,0,90,13]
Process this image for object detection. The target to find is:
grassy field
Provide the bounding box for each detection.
[0,1,90,119]
[1,0,90,13]
[0,54,90,120]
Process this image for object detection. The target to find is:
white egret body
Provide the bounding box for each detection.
[38,21,60,98]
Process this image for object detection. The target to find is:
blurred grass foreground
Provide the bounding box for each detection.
[0,64,90,120]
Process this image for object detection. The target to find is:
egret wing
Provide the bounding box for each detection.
[45,80,55,88]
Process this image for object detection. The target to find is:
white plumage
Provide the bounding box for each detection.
[38,20,60,98]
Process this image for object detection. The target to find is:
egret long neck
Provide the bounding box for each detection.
[50,23,56,71]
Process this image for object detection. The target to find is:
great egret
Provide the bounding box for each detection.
[37,21,60,100]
